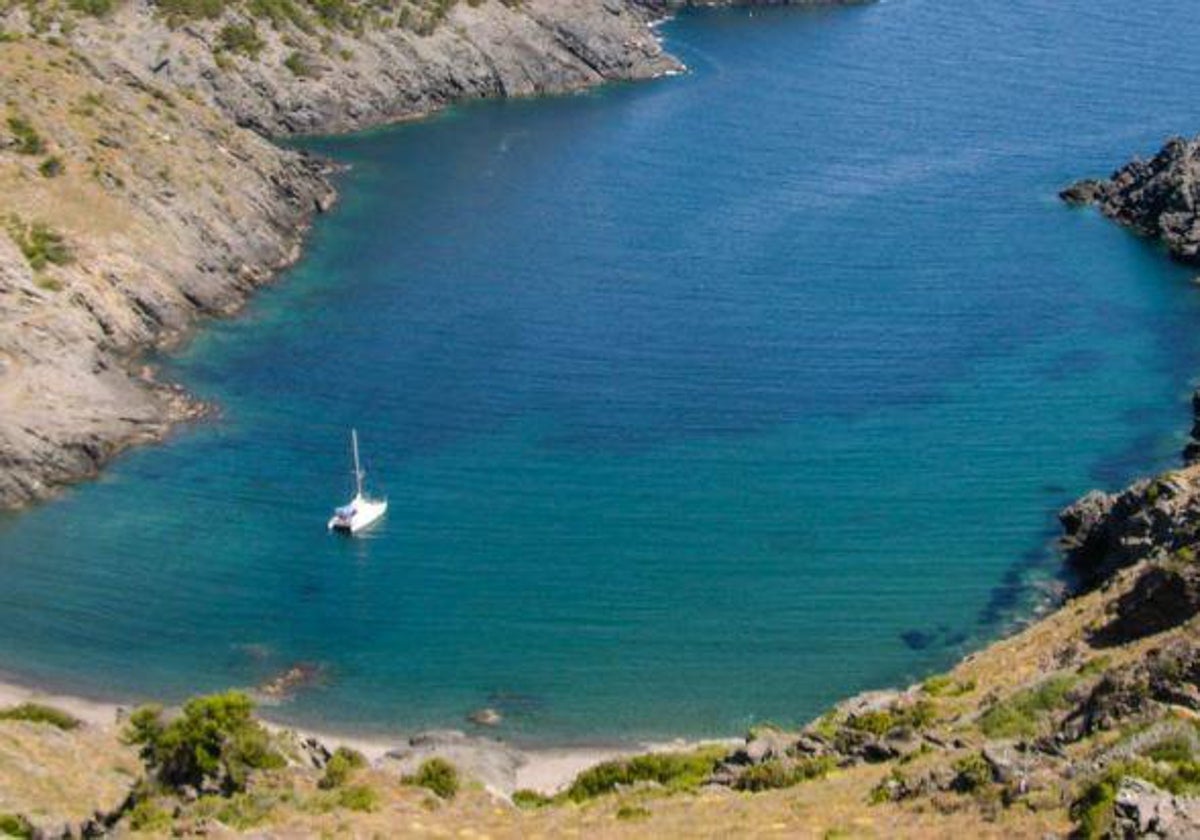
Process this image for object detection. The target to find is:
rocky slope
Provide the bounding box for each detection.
[0,0,850,509]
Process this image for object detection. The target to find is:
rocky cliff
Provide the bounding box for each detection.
[0,0,847,509]
[1061,135,1200,264]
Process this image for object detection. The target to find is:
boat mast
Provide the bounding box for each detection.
[352,429,364,498]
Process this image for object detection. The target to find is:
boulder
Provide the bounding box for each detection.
[1059,178,1107,205]
[1111,778,1200,839]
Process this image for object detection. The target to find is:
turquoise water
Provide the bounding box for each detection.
[3,1,1200,744]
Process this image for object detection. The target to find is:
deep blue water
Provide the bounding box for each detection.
[3,0,1200,744]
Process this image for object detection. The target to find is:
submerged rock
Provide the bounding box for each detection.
[468,707,503,727]
[258,662,324,700]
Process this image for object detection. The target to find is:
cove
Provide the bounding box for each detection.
[2,0,1200,745]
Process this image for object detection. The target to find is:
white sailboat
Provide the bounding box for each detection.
[327,429,388,534]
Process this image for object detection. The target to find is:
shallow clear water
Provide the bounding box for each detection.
[3,0,1200,744]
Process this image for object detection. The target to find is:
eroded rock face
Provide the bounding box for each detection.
[1059,467,1200,587]
[1061,136,1200,263]
[1061,639,1200,742]
[1111,778,1200,840]
[1091,562,1200,647]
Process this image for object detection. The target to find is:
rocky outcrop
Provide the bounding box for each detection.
[1061,638,1200,742]
[1061,136,1200,264]
[1111,778,1200,840]
[1059,466,1200,586]
[1091,561,1200,646]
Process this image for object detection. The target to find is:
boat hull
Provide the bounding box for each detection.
[328,497,388,535]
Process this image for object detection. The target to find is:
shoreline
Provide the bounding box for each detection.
[0,674,734,796]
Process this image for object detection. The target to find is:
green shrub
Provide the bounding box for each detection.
[0,702,81,730]
[846,699,936,737]
[155,0,230,25]
[318,746,366,789]
[978,674,1076,739]
[68,0,116,16]
[337,783,378,812]
[38,156,64,178]
[615,804,650,820]
[404,757,459,800]
[564,747,726,802]
[922,675,975,697]
[194,791,278,830]
[951,752,992,793]
[283,50,314,77]
[6,116,45,155]
[512,788,551,809]
[1071,773,1119,840]
[7,218,73,271]
[123,691,285,795]
[128,798,173,832]
[0,813,33,839]
[1077,656,1112,678]
[217,22,265,58]
[1146,735,1195,765]
[733,756,835,792]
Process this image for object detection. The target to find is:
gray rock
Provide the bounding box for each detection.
[380,729,523,795]
[1111,778,1200,839]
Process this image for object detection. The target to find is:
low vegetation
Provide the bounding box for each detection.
[6,216,73,271]
[733,756,836,792]
[977,673,1076,738]
[6,114,45,155]
[564,747,727,802]
[317,745,366,789]
[403,757,459,800]
[0,702,81,730]
[844,699,937,737]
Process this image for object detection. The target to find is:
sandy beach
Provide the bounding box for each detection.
[0,676,733,796]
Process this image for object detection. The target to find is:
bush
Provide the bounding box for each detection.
[217,22,265,58]
[155,0,230,25]
[845,699,936,737]
[283,50,315,77]
[124,691,285,795]
[615,803,650,820]
[6,116,45,155]
[337,783,378,812]
[1071,773,1119,840]
[512,788,551,809]
[922,675,975,697]
[318,746,366,789]
[194,791,278,830]
[951,752,992,793]
[978,674,1076,739]
[405,757,459,800]
[733,756,836,792]
[0,813,33,839]
[68,0,116,16]
[0,702,81,730]
[565,747,726,802]
[38,156,64,178]
[7,218,73,271]
[128,798,173,832]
